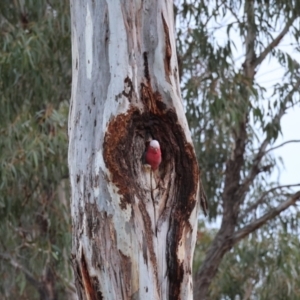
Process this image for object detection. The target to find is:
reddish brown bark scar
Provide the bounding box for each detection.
[80,251,103,300]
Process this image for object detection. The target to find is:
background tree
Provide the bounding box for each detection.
[0,1,74,299]
[175,0,300,298]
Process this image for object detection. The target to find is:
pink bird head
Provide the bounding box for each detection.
[145,140,162,171]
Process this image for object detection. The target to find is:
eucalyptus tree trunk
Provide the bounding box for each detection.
[68,1,200,299]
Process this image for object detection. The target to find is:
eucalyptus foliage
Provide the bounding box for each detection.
[0,1,71,299]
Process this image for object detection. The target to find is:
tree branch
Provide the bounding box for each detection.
[233,191,300,245]
[243,280,255,300]
[265,139,300,155]
[0,252,40,289]
[224,3,242,28]
[253,15,298,68]
[0,252,58,299]
[240,183,300,220]
[243,0,256,78]
[220,1,258,219]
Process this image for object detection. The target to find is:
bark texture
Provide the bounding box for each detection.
[68,1,200,299]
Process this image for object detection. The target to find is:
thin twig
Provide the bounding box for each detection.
[253,15,299,68]
[0,252,39,288]
[240,183,300,219]
[233,191,300,245]
[265,140,300,155]
[224,3,242,27]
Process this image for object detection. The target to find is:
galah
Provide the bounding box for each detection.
[145,140,162,171]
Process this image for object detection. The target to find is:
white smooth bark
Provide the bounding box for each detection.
[69,1,200,299]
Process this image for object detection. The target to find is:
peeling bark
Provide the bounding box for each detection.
[69,1,200,299]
